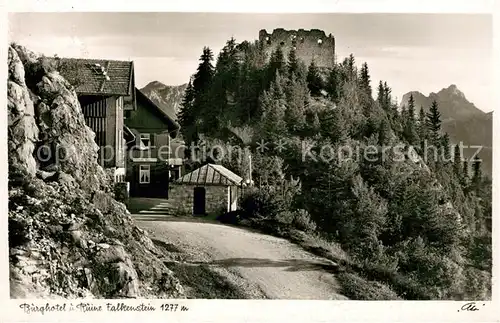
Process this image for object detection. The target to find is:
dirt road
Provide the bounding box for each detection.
[133,216,348,300]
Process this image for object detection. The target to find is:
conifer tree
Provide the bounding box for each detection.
[383,82,392,110]
[327,65,339,103]
[192,47,215,94]
[284,75,308,134]
[403,94,418,145]
[472,155,482,188]
[441,132,451,164]
[287,46,299,79]
[307,59,323,96]
[418,106,427,152]
[378,118,392,146]
[376,81,385,108]
[260,72,287,138]
[178,79,197,144]
[426,100,442,146]
[209,38,241,130]
[268,46,286,83]
[453,144,463,175]
[191,47,215,135]
[347,53,356,81]
[463,160,470,187]
[377,81,392,112]
[359,62,372,97]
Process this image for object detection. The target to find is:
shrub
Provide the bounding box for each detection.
[338,272,400,300]
[276,210,295,225]
[114,182,129,203]
[240,187,288,220]
[292,209,317,232]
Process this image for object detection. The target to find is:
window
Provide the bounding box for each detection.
[139,165,150,184]
[140,133,151,149]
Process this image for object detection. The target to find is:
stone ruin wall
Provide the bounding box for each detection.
[259,28,335,68]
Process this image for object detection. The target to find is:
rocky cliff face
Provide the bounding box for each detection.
[400,85,493,177]
[140,81,187,121]
[8,44,185,299]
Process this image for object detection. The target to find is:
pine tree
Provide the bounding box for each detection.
[287,46,299,79]
[441,132,451,164]
[383,82,392,110]
[178,79,197,145]
[453,144,463,175]
[378,117,392,146]
[191,47,215,135]
[358,62,373,116]
[377,81,392,112]
[347,53,356,81]
[260,71,287,138]
[463,160,470,186]
[426,100,441,146]
[209,38,241,130]
[472,155,482,188]
[284,75,308,134]
[418,106,427,152]
[307,59,323,96]
[359,62,372,97]
[320,108,347,144]
[403,94,418,145]
[327,65,339,103]
[268,46,286,83]
[376,81,385,108]
[237,42,267,123]
[193,47,215,93]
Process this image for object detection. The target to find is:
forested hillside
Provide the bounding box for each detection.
[178,37,492,300]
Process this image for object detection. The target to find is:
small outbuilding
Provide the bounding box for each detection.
[170,163,243,216]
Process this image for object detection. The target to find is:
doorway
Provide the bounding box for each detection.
[193,187,206,216]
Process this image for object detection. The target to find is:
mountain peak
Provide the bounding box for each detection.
[140,81,188,121]
[438,84,465,99]
[144,80,167,89]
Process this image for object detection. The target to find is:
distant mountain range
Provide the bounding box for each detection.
[400,85,493,177]
[140,81,188,121]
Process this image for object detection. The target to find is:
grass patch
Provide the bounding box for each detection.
[152,236,249,299]
[166,262,248,299]
[337,272,401,300]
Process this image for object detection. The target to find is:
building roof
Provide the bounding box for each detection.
[57,58,135,96]
[176,163,243,186]
[135,88,180,137]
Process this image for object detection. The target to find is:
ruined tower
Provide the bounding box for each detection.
[259,28,335,68]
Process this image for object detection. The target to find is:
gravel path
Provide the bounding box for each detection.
[134,216,348,300]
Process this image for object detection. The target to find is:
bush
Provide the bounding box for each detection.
[276,210,295,225]
[292,209,317,232]
[240,187,289,220]
[338,272,400,300]
[114,182,129,203]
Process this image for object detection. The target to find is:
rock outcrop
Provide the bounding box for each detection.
[8,44,185,299]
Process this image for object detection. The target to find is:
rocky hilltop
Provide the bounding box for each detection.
[140,81,187,121]
[400,85,493,177]
[7,44,185,299]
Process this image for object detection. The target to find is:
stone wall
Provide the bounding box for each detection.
[169,184,235,216]
[259,28,335,68]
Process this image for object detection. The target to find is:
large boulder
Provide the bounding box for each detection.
[7,47,39,178]
[8,44,186,299]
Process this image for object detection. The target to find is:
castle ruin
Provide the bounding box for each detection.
[259,28,335,69]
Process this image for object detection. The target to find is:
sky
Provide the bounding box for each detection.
[8,12,494,112]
